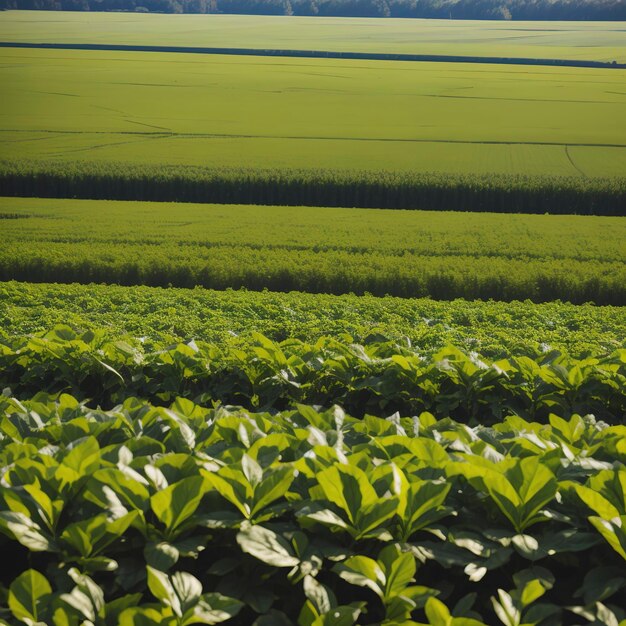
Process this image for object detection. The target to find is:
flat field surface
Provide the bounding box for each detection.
[1,11,625,63]
[2,196,625,303]
[2,48,625,177]
[2,280,625,357]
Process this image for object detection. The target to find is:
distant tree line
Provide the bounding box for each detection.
[2,0,625,20]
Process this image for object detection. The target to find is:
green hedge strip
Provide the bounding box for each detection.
[2,159,625,215]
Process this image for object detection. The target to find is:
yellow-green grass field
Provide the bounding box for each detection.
[1,11,625,63]
[2,48,625,177]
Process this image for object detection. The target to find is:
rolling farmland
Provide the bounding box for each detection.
[2,13,625,209]
[1,47,625,178]
[2,11,625,63]
[2,10,626,626]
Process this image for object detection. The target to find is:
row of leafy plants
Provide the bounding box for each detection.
[1,327,625,424]
[3,280,624,358]
[3,199,625,303]
[4,242,624,304]
[2,159,625,214]
[1,388,625,625]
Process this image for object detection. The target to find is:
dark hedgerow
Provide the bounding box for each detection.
[1,159,625,216]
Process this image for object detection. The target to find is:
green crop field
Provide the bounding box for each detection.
[1,47,625,179]
[3,281,625,357]
[1,327,626,624]
[2,196,625,303]
[1,11,625,62]
[2,11,626,626]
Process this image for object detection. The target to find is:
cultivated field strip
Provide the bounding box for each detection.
[2,376,625,624]
[2,11,625,63]
[0,326,626,626]
[1,197,625,303]
[2,48,625,180]
[2,327,625,421]
[3,281,625,357]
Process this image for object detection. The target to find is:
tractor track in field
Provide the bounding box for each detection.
[1,128,626,149]
[564,146,588,177]
[0,41,625,69]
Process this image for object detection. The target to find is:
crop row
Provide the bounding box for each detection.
[3,281,625,358]
[5,243,624,304]
[2,327,625,424]
[2,197,625,304]
[1,390,625,625]
[2,160,625,215]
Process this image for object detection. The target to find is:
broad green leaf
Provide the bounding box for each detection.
[64,568,105,619]
[191,593,244,625]
[520,579,546,606]
[589,516,626,561]
[22,483,60,530]
[0,511,52,551]
[172,571,202,615]
[303,575,334,616]
[241,454,263,488]
[514,457,557,527]
[57,436,101,488]
[236,523,300,568]
[312,605,363,626]
[61,512,138,557]
[448,460,521,530]
[145,542,180,571]
[8,569,52,625]
[296,506,350,531]
[398,480,451,540]
[203,469,252,518]
[333,556,384,598]
[574,485,621,521]
[61,521,92,557]
[60,588,97,622]
[448,457,556,532]
[379,545,416,599]
[356,496,399,539]
[85,468,150,513]
[150,476,209,537]
[577,566,626,604]
[102,593,144,624]
[424,597,451,626]
[491,589,520,626]
[147,566,183,617]
[250,466,295,518]
[316,464,378,524]
[119,607,175,626]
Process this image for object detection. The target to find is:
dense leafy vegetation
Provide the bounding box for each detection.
[1,328,625,624]
[1,197,625,304]
[3,160,625,216]
[2,327,625,423]
[3,281,626,358]
[1,10,624,624]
